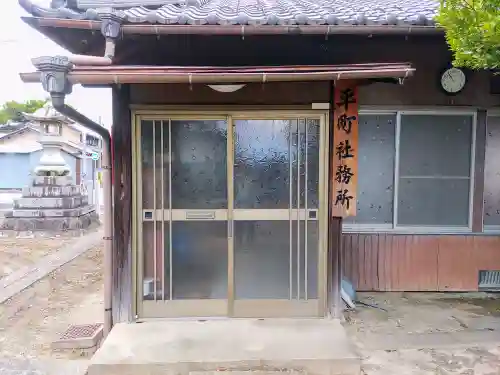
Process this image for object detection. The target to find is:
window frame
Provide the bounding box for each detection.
[483,110,500,233]
[343,108,477,234]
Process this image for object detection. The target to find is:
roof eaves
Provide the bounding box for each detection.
[23,17,442,37]
[19,0,439,27]
[0,126,31,141]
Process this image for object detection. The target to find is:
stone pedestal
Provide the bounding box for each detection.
[0,115,98,235]
[1,176,98,234]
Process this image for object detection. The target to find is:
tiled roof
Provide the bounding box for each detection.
[20,0,438,26]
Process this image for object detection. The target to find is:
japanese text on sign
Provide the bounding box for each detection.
[331,82,358,217]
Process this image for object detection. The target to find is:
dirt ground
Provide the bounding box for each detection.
[346,292,500,375]
[1,237,500,374]
[0,237,73,278]
[0,242,103,360]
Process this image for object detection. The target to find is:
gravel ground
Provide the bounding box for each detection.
[362,345,500,375]
[346,292,500,374]
[0,243,103,360]
[0,237,73,279]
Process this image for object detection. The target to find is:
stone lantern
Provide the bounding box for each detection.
[0,102,98,235]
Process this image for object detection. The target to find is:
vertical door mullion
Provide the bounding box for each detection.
[305,119,309,300]
[227,115,235,315]
[319,113,328,315]
[161,121,165,301]
[168,119,173,300]
[296,119,301,301]
[152,121,157,301]
[289,119,293,300]
[136,115,144,316]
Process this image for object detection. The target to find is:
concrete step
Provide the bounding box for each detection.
[87,319,361,375]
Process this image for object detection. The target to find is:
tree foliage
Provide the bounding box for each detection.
[437,0,500,69]
[0,99,48,124]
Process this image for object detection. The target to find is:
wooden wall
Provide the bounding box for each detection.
[122,35,500,301]
[342,233,500,291]
[111,84,134,323]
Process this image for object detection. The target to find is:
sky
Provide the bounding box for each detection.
[1,0,111,128]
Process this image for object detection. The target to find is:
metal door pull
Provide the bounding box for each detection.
[185,211,216,220]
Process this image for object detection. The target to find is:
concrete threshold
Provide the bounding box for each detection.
[88,318,361,375]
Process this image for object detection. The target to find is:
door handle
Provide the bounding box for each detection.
[185,211,216,220]
[228,219,233,238]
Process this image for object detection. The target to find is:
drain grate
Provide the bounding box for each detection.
[478,270,500,291]
[52,323,103,350]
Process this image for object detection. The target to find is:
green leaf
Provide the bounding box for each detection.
[0,99,49,124]
[437,0,500,69]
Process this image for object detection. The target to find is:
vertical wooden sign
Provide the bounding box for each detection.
[331,80,358,217]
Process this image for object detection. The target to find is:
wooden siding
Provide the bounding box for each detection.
[112,84,134,322]
[342,233,500,291]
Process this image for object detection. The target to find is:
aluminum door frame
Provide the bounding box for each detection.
[229,113,328,318]
[132,109,329,319]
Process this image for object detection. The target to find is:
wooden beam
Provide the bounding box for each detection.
[111,84,133,323]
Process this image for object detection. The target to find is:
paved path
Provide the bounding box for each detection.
[0,357,89,375]
[0,229,103,304]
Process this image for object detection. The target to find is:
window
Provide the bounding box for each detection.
[484,114,500,230]
[344,111,475,232]
[343,114,396,227]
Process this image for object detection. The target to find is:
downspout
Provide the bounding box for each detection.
[51,94,113,336]
[67,43,113,66]
[58,10,124,67]
[27,10,125,338]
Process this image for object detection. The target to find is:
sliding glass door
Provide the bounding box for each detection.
[135,112,327,318]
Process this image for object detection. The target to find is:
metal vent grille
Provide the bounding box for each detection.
[52,323,103,350]
[478,270,500,291]
[59,323,102,340]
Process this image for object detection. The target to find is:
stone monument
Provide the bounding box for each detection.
[0,104,98,235]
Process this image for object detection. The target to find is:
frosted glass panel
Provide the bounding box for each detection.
[234,120,294,209]
[398,178,470,226]
[399,115,472,177]
[234,221,318,299]
[484,116,500,226]
[141,120,170,209]
[344,114,395,224]
[142,222,169,301]
[171,120,227,209]
[234,119,319,209]
[141,120,154,209]
[172,222,227,299]
[397,115,473,227]
[305,119,320,209]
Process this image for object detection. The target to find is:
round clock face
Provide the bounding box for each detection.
[441,67,466,94]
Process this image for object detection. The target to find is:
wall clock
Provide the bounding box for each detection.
[440,67,467,95]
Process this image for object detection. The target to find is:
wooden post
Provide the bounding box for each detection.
[328,80,359,317]
[111,84,133,323]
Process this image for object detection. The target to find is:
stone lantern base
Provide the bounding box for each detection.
[0,175,99,236]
